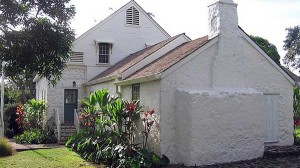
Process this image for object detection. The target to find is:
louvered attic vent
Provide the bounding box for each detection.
[126,6,139,25]
[70,52,83,63]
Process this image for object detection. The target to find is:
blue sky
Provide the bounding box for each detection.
[70,0,300,66]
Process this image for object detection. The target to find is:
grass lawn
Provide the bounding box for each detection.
[0,147,99,168]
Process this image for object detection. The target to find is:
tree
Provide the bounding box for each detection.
[283,26,300,70]
[250,35,281,65]
[0,0,75,103]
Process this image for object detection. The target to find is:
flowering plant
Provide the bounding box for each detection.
[67,89,169,167]
[78,112,100,128]
[15,105,25,129]
[141,109,155,148]
[15,99,46,130]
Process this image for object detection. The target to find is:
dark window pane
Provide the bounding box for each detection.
[99,43,110,63]
[132,84,140,101]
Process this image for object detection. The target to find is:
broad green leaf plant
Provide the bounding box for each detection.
[23,99,47,129]
[67,89,169,167]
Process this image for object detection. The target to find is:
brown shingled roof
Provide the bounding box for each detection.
[125,36,209,80]
[89,34,183,82]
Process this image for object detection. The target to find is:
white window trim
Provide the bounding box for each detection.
[132,83,140,101]
[95,41,113,65]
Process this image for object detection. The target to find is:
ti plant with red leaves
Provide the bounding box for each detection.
[294,86,300,145]
[141,109,155,148]
[15,99,47,130]
[15,105,25,130]
[67,89,169,167]
[123,101,141,153]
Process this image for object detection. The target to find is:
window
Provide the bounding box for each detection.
[132,84,140,101]
[64,89,78,104]
[98,43,110,64]
[126,6,139,25]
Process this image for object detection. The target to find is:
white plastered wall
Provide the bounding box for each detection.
[240,37,294,145]
[35,65,87,123]
[85,80,117,97]
[160,43,218,161]
[36,77,48,101]
[175,89,264,166]
[160,35,294,164]
[121,80,161,154]
[85,80,161,153]
[73,2,169,81]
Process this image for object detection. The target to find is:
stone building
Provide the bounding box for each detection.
[34,0,296,165]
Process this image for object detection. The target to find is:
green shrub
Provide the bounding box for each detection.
[0,138,15,157]
[67,89,169,167]
[23,99,47,129]
[294,86,300,144]
[15,128,57,144]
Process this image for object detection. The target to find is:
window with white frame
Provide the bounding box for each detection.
[126,6,139,26]
[132,84,140,101]
[98,43,110,64]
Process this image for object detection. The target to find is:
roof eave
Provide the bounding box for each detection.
[33,75,41,82]
[114,73,162,86]
[84,74,120,86]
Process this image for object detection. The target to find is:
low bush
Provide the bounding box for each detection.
[66,89,170,167]
[0,138,15,157]
[15,128,57,144]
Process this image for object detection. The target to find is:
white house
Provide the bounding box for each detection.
[35,0,297,166]
[34,0,170,125]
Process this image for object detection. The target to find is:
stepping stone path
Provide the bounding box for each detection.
[8,139,63,151]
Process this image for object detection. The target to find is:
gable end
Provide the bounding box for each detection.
[239,28,295,85]
[126,6,139,26]
[74,0,170,43]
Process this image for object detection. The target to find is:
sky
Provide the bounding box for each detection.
[69,0,300,66]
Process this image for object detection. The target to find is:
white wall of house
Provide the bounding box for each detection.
[159,34,294,165]
[160,43,218,162]
[240,37,294,145]
[85,80,117,97]
[36,77,48,101]
[120,80,161,154]
[73,1,169,81]
[86,80,161,153]
[36,65,87,123]
[175,89,265,166]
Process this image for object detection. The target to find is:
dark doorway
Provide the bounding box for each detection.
[64,89,78,124]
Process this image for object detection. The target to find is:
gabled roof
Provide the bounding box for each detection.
[74,0,170,43]
[281,67,300,82]
[87,24,298,86]
[125,36,209,80]
[88,34,183,83]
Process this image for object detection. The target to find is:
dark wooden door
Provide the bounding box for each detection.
[64,89,78,124]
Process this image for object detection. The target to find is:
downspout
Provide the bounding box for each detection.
[115,74,122,97]
[116,85,122,98]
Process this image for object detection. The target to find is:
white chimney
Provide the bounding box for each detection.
[208,0,245,88]
[208,0,238,39]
